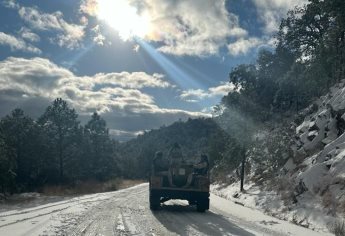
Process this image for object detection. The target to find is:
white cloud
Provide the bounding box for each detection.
[180,82,234,102]
[209,83,235,96]
[251,0,307,33]
[180,89,208,102]
[227,37,262,56]
[81,0,248,57]
[2,0,19,9]
[0,32,41,54]
[17,5,85,49]
[91,25,106,46]
[90,72,171,89]
[18,27,40,42]
[0,57,206,120]
[0,57,209,138]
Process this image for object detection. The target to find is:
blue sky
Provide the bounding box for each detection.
[0,0,306,140]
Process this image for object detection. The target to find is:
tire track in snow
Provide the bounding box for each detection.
[0,198,117,228]
[0,193,116,218]
[68,186,149,235]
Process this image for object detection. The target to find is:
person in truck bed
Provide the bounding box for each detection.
[168,142,183,166]
[152,151,169,175]
[183,154,209,188]
[194,154,209,175]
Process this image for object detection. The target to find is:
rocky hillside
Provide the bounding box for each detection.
[289,79,345,215]
[212,79,345,234]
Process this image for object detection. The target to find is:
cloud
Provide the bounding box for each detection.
[91,25,106,46]
[18,27,40,42]
[227,37,262,56]
[14,4,85,49]
[0,57,208,137]
[0,32,41,54]
[2,0,19,9]
[81,0,248,57]
[208,83,235,96]
[91,72,172,89]
[180,82,234,102]
[251,0,307,33]
[227,36,278,56]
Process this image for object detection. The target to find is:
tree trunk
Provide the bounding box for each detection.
[240,147,246,192]
[58,128,63,183]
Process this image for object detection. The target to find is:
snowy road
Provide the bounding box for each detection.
[0,183,332,236]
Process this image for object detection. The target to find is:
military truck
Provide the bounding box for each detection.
[149,158,210,212]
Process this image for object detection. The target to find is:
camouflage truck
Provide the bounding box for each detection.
[149,157,210,212]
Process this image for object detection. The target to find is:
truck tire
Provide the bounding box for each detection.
[149,191,160,210]
[188,200,196,205]
[196,197,209,212]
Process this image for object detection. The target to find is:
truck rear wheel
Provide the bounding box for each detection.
[149,191,160,210]
[196,197,209,212]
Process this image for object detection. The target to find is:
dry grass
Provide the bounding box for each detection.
[41,178,145,196]
[269,177,298,206]
[329,220,345,236]
[116,179,145,189]
[322,190,338,216]
[340,199,345,215]
[322,191,334,208]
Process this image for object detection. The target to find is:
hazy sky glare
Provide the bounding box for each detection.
[0,0,306,140]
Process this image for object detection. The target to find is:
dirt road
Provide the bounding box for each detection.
[0,183,331,235]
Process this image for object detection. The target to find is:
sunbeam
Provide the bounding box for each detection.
[136,39,205,90]
[60,42,96,70]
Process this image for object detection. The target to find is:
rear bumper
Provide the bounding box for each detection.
[150,175,210,192]
[150,188,209,201]
[150,186,208,192]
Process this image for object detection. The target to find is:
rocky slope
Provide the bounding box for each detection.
[289,79,345,216]
[212,79,345,234]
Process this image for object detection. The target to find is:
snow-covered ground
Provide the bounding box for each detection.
[0,183,332,235]
[211,182,335,235]
[0,187,130,235]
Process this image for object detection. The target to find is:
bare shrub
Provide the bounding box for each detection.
[340,199,345,216]
[275,177,292,192]
[332,177,345,186]
[322,190,337,216]
[281,190,297,206]
[271,177,297,205]
[323,191,334,207]
[329,220,345,236]
[117,179,144,189]
[291,212,298,225]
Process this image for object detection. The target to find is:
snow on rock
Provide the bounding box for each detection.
[330,149,345,179]
[294,79,345,179]
[288,79,345,230]
[297,163,329,194]
[317,132,345,163]
[283,158,296,171]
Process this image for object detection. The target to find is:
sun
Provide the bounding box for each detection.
[95,0,150,41]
